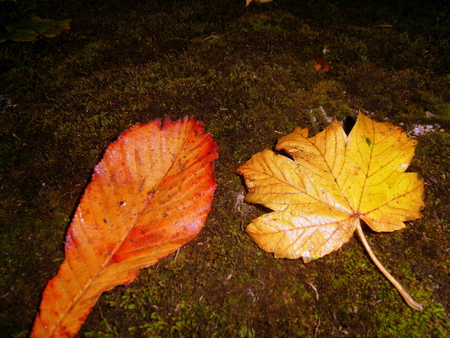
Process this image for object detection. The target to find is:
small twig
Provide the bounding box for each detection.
[0,292,10,299]
[173,248,180,261]
[356,223,423,311]
[203,34,219,41]
[307,282,319,300]
[313,317,321,338]
[99,306,112,331]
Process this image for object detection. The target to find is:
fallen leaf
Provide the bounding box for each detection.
[315,54,330,72]
[237,112,425,310]
[0,14,71,43]
[30,117,218,338]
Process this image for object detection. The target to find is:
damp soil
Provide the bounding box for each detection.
[1,0,449,337]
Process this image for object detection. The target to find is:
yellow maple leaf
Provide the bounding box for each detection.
[237,112,425,310]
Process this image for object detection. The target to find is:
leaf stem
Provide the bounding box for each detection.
[355,223,423,311]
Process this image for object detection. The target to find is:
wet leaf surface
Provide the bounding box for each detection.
[30,117,218,338]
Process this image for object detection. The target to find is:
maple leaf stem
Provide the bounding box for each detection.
[355,223,423,311]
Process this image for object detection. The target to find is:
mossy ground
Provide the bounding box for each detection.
[1,0,449,337]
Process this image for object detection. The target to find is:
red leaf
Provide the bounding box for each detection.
[315,54,330,72]
[30,117,218,338]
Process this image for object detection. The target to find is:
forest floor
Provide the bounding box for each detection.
[1,0,449,337]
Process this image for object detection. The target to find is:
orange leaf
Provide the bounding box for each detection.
[315,54,330,72]
[30,117,218,338]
